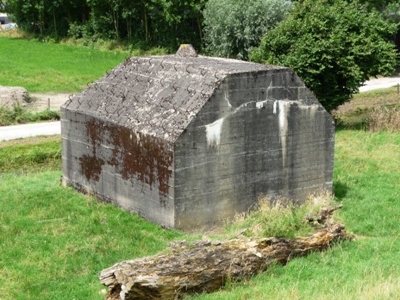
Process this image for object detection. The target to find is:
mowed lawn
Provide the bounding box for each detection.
[0,129,399,300]
[0,37,400,299]
[189,129,400,300]
[0,37,126,92]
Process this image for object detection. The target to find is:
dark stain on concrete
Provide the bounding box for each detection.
[79,155,104,182]
[79,119,105,182]
[108,124,173,201]
[81,117,173,207]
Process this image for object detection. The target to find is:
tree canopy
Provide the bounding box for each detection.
[5,0,206,50]
[357,0,399,12]
[251,0,399,112]
[203,0,291,60]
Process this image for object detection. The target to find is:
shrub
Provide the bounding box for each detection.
[251,0,398,112]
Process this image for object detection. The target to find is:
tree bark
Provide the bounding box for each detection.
[99,206,351,300]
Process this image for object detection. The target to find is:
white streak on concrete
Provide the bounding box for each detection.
[256,100,269,109]
[175,159,217,172]
[233,101,253,114]
[205,118,224,146]
[278,101,287,132]
[224,92,233,108]
[202,100,251,147]
[278,101,289,168]
[273,100,277,114]
[306,104,318,119]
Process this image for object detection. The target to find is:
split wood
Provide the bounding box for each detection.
[99,205,351,300]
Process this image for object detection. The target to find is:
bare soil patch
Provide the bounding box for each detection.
[0,134,61,148]
[28,92,72,111]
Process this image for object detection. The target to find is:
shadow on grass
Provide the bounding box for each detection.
[334,116,369,131]
[333,180,349,201]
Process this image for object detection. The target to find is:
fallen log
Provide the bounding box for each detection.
[99,205,351,300]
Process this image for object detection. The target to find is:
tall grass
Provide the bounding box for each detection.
[369,105,400,132]
[222,191,332,240]
[0,136,61,173]
[0,105,60,126]
[334,86,400,130]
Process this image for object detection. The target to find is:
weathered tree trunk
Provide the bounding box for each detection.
[99,206,351,300]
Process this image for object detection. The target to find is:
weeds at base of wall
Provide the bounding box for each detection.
[222,190,335,240]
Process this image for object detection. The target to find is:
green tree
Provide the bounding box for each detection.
[203,0,291,60]
[357,0,398,12]
[5,0,205,49]
[356,0,400,52]
[251,0,399,112]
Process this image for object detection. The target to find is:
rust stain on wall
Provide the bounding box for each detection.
[108,124,173,200]
[79,119,105,182]
[82,117,173,206]
[79,155,104,182]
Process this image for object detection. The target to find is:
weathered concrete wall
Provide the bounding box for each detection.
[61,52,334,230]
[174,69,334,228]
[61,110,175,228]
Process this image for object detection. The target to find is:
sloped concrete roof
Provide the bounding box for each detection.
[62,54,286,142]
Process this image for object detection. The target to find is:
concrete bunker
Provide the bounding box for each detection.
[61,45,335,229]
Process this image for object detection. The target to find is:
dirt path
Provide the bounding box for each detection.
[29,92,73,111]
[0,135,60,148]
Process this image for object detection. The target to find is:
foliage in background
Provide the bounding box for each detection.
[357,0,400,15]
[203,0,291,60]
[251,0,398,112]
[0,105,59,126]
[355,0,400,52]
[4,0,206,50]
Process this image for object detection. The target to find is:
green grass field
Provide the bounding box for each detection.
[0,37,126,92]
[187,129,400,300]
[1,37,400,299]
[0,129,399,300]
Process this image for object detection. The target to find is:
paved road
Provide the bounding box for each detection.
[359,76,400,92]
[0,121,61,141]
